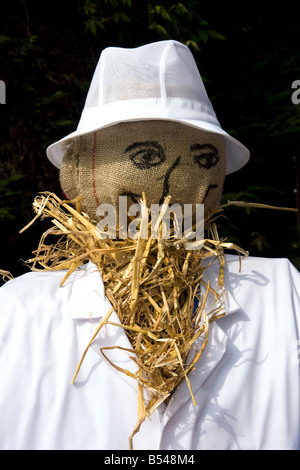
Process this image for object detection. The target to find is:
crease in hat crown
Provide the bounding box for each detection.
[46,40,250,174]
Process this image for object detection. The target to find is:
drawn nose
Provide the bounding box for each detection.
[158,156,181,205]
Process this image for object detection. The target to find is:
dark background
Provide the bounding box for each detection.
[0,0,299,283]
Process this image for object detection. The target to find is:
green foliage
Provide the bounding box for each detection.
[148,1,226,48]
[80,0,226,50]
[0,175,26,220]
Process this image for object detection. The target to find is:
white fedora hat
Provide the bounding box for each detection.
[47,40,250,174]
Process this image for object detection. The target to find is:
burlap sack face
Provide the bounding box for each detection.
[60,120,226,217]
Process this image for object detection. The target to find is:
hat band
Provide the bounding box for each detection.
[77,97,221,133]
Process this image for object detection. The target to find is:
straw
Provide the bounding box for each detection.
[21,191,250,449]
[0,269,13,282]
[221,200,298,212]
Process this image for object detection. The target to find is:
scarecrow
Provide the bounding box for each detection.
[0,40,300,451]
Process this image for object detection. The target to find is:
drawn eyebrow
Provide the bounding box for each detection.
[125,141,163,153]
[190,143,218,152]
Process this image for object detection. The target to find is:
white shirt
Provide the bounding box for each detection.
[0,255,299,450]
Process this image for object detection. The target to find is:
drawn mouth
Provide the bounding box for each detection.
[120,183,219,207]
[201,184,218,203]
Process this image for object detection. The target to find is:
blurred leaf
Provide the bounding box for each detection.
[251,231,270,253]
[113,11,130,23]
[0,35,10,44]
[83,0,97,15]
[86,18,98,35]
[185,40,200,51]
[0,175,26,220]
[149,22,168,37]
[0,175,25,192]
[207,30,227,41]
[170,3,188,15]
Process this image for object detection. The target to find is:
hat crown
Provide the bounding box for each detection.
[85,40,213,112]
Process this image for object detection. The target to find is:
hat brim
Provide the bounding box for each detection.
[47,117,249,175]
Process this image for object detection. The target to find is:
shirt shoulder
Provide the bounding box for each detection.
[0,262,109,324]
[226,253,299,274]
[225,254,300,300]
[0,269,69,316]
[219,254,300,346]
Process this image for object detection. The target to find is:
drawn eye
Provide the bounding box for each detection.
[190,144,220,169]
[125,141,166,169]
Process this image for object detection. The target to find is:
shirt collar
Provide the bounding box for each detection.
[68,262,112,320]
[198,255,241,317]
[69,256,241,321]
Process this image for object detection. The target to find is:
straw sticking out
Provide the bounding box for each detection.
[0,269,13,282]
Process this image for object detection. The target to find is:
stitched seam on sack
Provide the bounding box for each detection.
[92,131,100,207]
